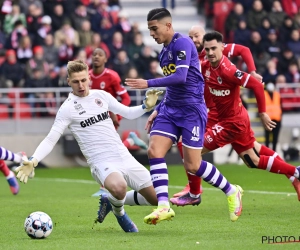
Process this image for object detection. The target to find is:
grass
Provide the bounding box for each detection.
[1,164,300,250]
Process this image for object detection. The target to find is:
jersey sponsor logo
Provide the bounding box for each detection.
[80,111,110,128]
[176,50,186,60]
[217,76,222,84]
[234,70,244,80]
[95,99,103,107]
[168,51,173,60]
[190,136,200,141]
[74,104,83,111]
[100,81,105,89]
[161,63,176,76]
[209,87,230,96]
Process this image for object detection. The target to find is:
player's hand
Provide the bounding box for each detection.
[125,78,148,89]
[15,157,38,184]
[109,112,120,128]
[145,110,158,133]
[259,112,276,131]
[143,89,164,112]
[250,71,263,83]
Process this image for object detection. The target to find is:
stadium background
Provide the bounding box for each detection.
[0,0,300,167]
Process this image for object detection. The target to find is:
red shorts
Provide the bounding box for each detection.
[206,108,219,131]
[204,115,255,155]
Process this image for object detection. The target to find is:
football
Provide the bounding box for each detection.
[24,211,53,239]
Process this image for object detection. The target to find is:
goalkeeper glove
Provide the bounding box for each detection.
[15,157,38,184]
[142,89,164,112]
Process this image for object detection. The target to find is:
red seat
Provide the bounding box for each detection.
[13,103,32,119]
[121,130,143,151]
[0,104,9,119]
[7,91,25,105]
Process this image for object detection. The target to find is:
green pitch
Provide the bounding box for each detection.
[1,164,300,250]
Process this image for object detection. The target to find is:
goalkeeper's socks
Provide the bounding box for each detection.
[195,160,234,196]
[0,160,10,176]
[125,190,151,206]
[108,193,125,216]
[149,158,169,207]
[0,147,21,162]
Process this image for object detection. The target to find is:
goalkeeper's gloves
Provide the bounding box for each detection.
[142,88,164,112]
[15,157,38,184]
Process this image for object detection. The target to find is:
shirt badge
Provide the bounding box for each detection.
[95,99,103,107]
[168,51,173,60]
[100,81,105,89]
[217,76,222,84]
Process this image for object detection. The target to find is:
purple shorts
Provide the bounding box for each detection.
[150,102,207,148]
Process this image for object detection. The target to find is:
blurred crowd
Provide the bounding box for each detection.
[0,0,163,117]
[200,0,300,112]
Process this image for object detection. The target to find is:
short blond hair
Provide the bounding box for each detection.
[67,60,88,77]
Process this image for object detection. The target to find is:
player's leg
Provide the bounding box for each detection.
[92,164,138,232]
[0,146,27,163]
[123,132,148,150]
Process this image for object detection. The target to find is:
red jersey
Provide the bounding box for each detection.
[199,43,256,110]
[89,68,130,106]
[201,56,265,122]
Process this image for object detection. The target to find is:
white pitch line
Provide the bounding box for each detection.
[32,178,296,196]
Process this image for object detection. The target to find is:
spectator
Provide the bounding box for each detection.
[35,15,52,45]
[257,17,273,42]
[42,33,58,70]
[78,20,93,47]
[135,45,159,77]
[281,0,300,18]
[25,45,49,79]
[264,29,281,59]
[287,29,300,59]
[49,4,66,32]
[276,74,297,112]
[3,4,27,34]
[109,0,121,11]
[5,20,28,49]
[268,0,287,29]
[19,0,43,15]
[278,16,297,44]
[0,50,25,88]
[51,65,68,88]
[54,18,79,47]
[225,3,246,40]
[246,0,267,30]
[108,31,126,62]
[85,33,110,66]
[115,10,132,44]
[26,3,43,38]
[16,35,33,65]
[277,48,298,74]
[262,59,279,84]
[70,3,90,31]
[111,50,133,83]
[284,62,300,83]
[57,36,79,66]
[264,82,282,151]
[248,31,265,56]
[144,60,163,80]
[261,0,275,12]
[253,47,271,75]
[127,32,145,65]
[99,16,116,44]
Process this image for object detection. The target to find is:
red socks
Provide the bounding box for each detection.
[0,160,10,176]
[258,155,296,176]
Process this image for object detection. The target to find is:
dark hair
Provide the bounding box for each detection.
[147,8,171,21]
[202,31,223,44]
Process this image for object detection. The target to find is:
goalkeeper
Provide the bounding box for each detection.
[15,59,163,233]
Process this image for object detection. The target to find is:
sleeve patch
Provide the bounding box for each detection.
[234,70,244,80]
[176,51,186,60]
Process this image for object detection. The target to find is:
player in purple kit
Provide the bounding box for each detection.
[125,8,243,224]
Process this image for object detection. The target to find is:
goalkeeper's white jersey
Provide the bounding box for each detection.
[52,90,145,164]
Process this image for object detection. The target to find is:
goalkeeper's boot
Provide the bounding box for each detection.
[144,206,175,225]
[173,183,203,197]
[96,193,112,223]
[292,176,300,201]
[7,170,19,195]
[115,213,138,233]
[170,193,201,206]
[227,185,243,222]
[128,132,148,150]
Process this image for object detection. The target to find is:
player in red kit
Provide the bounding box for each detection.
[173,25,263,199]
[90,48,148,150]
[169,31,300,206]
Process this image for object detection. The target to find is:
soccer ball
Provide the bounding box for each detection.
[24,211,53,239]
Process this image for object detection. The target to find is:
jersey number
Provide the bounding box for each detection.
[212,124,224,135]
[192,126,200,137]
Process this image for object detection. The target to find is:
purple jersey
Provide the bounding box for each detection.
[148,33,205,106]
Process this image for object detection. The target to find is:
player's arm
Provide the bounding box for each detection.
[106,89,163,119]
[15,105,71,183]
[230,69,276,130]
[227,44,262,82]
